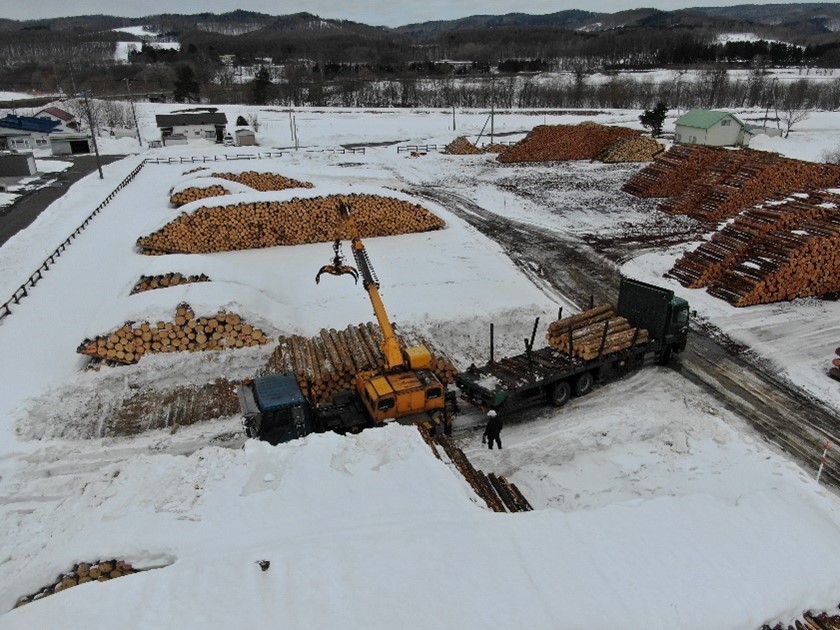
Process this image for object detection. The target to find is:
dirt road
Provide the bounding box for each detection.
[415,186,840,487]
[0,155,124,247]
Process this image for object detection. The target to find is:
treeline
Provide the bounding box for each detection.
[211,70,840,113]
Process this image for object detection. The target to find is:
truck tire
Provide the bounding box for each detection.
[574,372,593,397]
[658,345,673,365]
[551,382,571,407]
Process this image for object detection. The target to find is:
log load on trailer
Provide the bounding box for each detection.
[454,277,690,411]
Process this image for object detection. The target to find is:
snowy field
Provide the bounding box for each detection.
[2,105,840,629]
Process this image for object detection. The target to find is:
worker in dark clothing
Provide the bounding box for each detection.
[482,409,503,450]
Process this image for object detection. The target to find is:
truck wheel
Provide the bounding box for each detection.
[658,345,673,365]
[574,372,593,396]
[551,382,571,407]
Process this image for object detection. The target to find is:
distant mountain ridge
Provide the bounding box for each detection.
[0,4,838,42]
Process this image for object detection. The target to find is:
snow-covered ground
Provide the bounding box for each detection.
[2,105,840,629]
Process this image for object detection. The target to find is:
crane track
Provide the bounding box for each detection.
[413,186,840,490]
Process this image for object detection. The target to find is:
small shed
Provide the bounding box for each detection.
[235,128,257,146]
[0,152,37,177]
[674,110,747,147]
[50,133,93,156]
[155,112,228,143]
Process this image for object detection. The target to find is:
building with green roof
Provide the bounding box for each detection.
[674,109,779,147]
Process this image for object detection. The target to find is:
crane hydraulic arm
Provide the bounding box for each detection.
[315,199,424,372]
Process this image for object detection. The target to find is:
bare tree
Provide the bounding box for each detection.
[776,79,811,138]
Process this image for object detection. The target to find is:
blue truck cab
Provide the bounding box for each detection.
[237,373,315,445]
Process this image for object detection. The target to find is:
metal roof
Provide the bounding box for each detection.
[675,109,745,130]
[36,107,75,122]
[252,373,306,411]
[0,115,61,134]
[155,112,228,127]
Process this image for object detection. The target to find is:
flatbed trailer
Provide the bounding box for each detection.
[455,338,656,410]
[454,277,690,411]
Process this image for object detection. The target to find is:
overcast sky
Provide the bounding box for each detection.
[0,1,794,28]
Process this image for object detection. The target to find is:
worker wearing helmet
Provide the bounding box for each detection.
[482,409,503,450]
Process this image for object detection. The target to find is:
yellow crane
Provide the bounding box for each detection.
[316,199,448,428]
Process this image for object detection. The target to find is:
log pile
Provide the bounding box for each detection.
[170,172,313,207]
[706,210,840,306]
[212,171,314,192]
[130,272,211,294]
[622,144,728,197]
[498,122,640,163]
[136,193,445,255]
[77,303,270,365]
[545,304,649,361]
[831,346,840,383]
[660,150,840,222]
[14,559,138,608]
[669,192,840,288]
[443,136,485,155]
[170,185,232,207]
[597,136,664,163]
[267,322,457,406]
[182,166,208,175]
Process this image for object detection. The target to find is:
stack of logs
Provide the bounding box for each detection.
[596,136,664,163]
[546,304,649,361]
[130,272,211,294]
[705,210,840,306]
[831,346,840,383]
[267,322,457,406]
[660,150,840,222]
[498,122,640,163]
[137,193,445,255]
[443,136,486,155]
[170,184,231,207]
[623,144,840,223]
[669,192,840,289]
[212,171,314,192]
[169,172,313,207]
[15,559,138,608]
[622,144,728,197]
[77,303,270,365]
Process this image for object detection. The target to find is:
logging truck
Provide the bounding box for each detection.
[238,198,453,445]
[454,277,690,411]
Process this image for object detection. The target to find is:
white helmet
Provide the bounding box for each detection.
[487,410,497,418]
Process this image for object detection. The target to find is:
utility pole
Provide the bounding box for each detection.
[490,77,496,145]
[124,78,142,147]
[452,104,456,131]
[81,91,104,179]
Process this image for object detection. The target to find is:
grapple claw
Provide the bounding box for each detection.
[316,264,359,284]
[315,240,359,284]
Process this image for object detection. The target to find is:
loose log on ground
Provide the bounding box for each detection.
[137,193,445,255]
